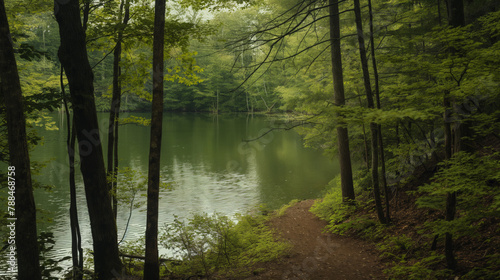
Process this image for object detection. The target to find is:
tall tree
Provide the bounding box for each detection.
[108,0,131,219]
[0,1,41,279]
[60,67,84,280]
[368,0,390,223]
[54,0,122,278]
[353,0,386,224]
[144,0,166,278]
[329,0,355,203]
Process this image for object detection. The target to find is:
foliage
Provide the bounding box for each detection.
[117,237,150,277]
[377,235,416,260]
[383,253,452,280]
[461,253,500,280]
[416,152,500,238]
[119,115,151,126]
[160,212,290,278]
[310,176,346,221]
[311,174,383,239]
[3,0,500,277]
[378,235,450,280]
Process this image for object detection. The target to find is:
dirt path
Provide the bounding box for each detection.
[243,200,385,280]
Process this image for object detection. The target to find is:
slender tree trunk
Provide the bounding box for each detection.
[108,0,131,220]
[54,0,122,278]
[61,66,83,280]
[353,0,386,224]
[359,94,370,170]
[144,0,166,279]
[362,124,369,170]
[0,1,41,279]
[329,0,355,203]
[368,0,390,223]
[69,122,83,280]
[113,111,119,217]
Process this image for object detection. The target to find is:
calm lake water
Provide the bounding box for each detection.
[30,112,338,261]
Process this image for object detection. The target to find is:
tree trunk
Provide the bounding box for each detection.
[69,122,84,280]
[368,0,390,223]
[54,0,122,278]
[353,0,386,224]
[359,94,370,170]
[378,125,390,222]
[61,66,83,280]
[0,1,41,279]
[329,0,355,203]
[108,0,131,221]
[144,0,166,279]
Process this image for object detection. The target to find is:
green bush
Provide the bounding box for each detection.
[462,253,500,280]
[377,235,415,260]
[160,212,290,278]
[310,176,345,221]
[383,253,451,280]
[310,174,382,239]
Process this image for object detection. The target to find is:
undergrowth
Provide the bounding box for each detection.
[311,152,500,280]
[157,212,291,279]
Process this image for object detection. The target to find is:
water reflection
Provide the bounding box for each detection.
[31,112,338,261]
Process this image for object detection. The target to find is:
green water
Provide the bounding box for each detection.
[30,112,339,259]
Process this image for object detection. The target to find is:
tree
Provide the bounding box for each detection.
[54,0,122,278]
[226,0,359,201]
[61,71,83,279]
[144,0,166,278]
[353,0,386,224]
[0,1,41,279]
[329,0,355,203]
[107,0,131,220]
[367,0,390,223]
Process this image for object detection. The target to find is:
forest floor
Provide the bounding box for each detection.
[228,200,387,280]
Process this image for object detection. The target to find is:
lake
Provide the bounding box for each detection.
[30,112,339,262]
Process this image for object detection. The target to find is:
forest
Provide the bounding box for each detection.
[1,0,500,279]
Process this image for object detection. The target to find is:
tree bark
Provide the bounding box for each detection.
[61,66,83,280]
[0,1,41,279]
[368,0,390,223]
[54,0,122,278]
[108,0,131,221]
[353,0,386,224]
[144,0,166,279]
[329,0,355,203]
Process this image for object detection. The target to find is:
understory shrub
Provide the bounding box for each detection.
[160,212,291,278]
[311,173,387,242]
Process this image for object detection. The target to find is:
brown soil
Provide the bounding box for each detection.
[239,200,386,280]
